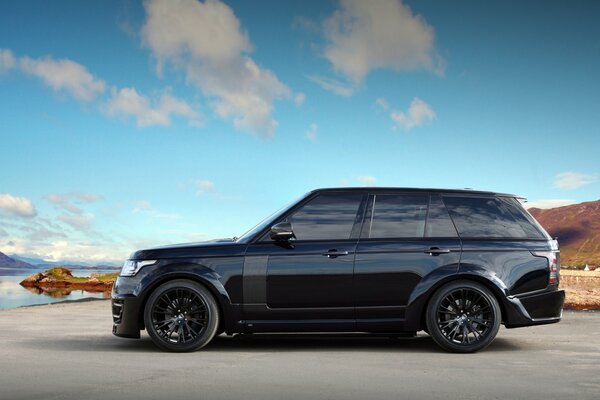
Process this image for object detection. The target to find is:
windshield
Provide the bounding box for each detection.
[236,193,308,242]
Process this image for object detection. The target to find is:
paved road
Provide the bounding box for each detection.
[1,300,599,400]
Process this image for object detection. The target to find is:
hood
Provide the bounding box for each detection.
[130,238,246,260]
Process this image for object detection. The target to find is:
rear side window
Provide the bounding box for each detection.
[499,197,548,239]
[443,196,535,238]
[365,194,428,238]
[288,193,362,240]
[426,196,458,237]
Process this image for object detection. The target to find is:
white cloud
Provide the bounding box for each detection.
[4,49,202,130]
[0,49,15,73]
[322,0,443,83]
[132,200,181,220]
[19,56,105,101]
[141,0,296,136]
[58,213,94,232]
[48,195,83,214]
[306,123,318,142]
[104,87,202,128]
[0,194,37,218]
[47,192,103,214]
[307,75,354,97]
[375,97,389,111]
[195,179,215,196]
[0,239,126,264]
[357,176,377,186]
[390,97,435,129]
[71,192,103,203]
[524,199,578,210]
[553,172,597,190]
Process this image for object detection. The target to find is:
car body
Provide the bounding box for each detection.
[112,187,565,352]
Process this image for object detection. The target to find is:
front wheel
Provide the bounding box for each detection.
[426,281,501,353]
[144,279,220,352]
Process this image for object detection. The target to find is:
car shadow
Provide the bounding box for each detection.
[19,332,523,354]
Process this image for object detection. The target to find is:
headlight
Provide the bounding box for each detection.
[120,260,157,277]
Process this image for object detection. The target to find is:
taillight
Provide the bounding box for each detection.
[532,251,560,285]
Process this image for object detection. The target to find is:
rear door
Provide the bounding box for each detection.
[353,193,461,330]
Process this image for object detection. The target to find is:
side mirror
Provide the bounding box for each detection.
[270,221,295,241]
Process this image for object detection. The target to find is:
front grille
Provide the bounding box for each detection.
[112,300,124,324]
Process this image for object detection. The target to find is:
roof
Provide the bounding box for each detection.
[310,187,520,198]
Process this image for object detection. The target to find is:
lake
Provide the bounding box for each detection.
[0,268,120,309]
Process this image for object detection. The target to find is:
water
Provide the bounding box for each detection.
[0,268,120,309]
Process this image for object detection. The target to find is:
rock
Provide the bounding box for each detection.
[20,272,44,285]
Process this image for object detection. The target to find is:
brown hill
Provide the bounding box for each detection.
[529,200,600,267]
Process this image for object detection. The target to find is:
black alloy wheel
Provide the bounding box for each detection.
[426,281,501,353]
[144,280,219,352]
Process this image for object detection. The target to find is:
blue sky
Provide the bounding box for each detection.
[0,0,599,263]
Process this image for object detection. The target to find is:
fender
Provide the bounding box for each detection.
[136,262,242,334]
[403,264,459,331]
[403,263,515,331]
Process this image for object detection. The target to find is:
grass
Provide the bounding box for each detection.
[44,267,118,283]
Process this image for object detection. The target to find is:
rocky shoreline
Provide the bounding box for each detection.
[20,267,117,293]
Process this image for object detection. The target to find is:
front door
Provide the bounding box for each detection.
[244,192,366,330]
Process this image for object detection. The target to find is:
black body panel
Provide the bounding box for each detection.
[112,187,564,340]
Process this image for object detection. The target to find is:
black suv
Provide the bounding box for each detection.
[112,188,564,353]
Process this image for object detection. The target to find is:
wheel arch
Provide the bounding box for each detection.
[406,272,510,332]
[137,268,233,332]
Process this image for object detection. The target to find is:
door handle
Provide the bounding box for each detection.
[322,249,350,258]
[425,247,451,256]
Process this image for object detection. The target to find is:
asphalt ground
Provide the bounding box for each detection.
[1,300,598,400]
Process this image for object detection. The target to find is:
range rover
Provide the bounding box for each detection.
[112,188,564,353]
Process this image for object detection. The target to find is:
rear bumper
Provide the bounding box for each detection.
[111,295,142,339]
[504,289,565,328]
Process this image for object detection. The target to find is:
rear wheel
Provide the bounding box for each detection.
[426,281,501,353]
[144,279,219,352]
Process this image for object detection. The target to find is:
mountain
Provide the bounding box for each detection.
[0,251,37,270]
[529,200,600,267]
[10,255,120,269]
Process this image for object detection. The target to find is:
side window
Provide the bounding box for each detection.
[365,194,428,238]
[499,197,547,239]
[426,196,458,237]
[443,196,528,238]
[287,194,362,240]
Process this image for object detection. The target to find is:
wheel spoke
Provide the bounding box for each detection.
[151,287,210,345]
[439,305,457,315]
[436,287,494,346]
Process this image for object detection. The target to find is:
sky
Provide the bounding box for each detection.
[0,0,599,264]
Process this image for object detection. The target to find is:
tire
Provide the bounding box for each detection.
[144,279,220,352]
[426,280,501,353]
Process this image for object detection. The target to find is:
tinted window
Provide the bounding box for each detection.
[288,194,362,240]
[499,197,547,239]
[426,196,458,237]
[443,196,529,238]
[366,194,428,238]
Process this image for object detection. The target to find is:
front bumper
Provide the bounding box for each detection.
[112,296,142,338]
[111,275,147,339]
[504,289,565,328]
